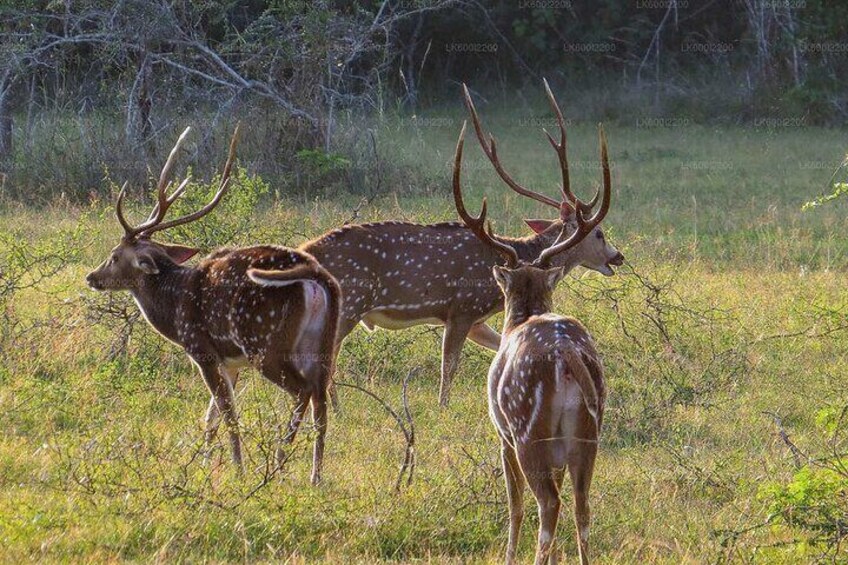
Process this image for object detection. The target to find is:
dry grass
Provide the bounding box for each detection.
[0,120,845,563]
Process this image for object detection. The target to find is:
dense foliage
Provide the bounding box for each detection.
[1,0,848,200]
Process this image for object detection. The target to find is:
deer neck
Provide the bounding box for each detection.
[501,293,552,335]
[489,233,566,333]
[130,267,197,345]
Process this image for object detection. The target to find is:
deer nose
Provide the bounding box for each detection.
[609,252,625,266]
[86,272,102,290]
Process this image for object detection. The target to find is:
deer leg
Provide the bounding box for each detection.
[198,364,242,471]
[468,322,502,351]
[204,367,240,449]
[531,476,561,565]
[520,447,561,565]
[549,465,567,565]
[327,382,341,415]
[439,318,474,407]
[204,395,221,451]
[276,389,311,469]
[502,440,526,565]
[256,355,310,472]
[310,388,328,486]
[569,446,597,565]
[327,317,358,415]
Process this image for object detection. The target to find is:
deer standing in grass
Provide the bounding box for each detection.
[304,80,623,407]
[453,118,609,564]
[86,126,341,484]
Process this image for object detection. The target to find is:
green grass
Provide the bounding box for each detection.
[0,117,846,563]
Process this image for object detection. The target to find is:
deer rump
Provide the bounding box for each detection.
[490,321,603,468]
[247,265,328,359]
[195,247,339,390]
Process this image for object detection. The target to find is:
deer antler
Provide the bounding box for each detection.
[464,80,603,217]
[115,124,241,240]
[534,125,611,268]
[116,127,192,240]
[462,84,561,209]
[542,78,599,215]
[453,121,519,268]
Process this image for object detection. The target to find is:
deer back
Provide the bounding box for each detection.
[303,221,508,324]
[182,246,339,371]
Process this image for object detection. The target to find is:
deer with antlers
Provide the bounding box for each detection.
[86,126,341,485]
[453,118,609,564]
[304,80,623,407]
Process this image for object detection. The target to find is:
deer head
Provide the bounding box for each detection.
[463,81,624,276]
[452,116,613,325]
[86,125,240,291]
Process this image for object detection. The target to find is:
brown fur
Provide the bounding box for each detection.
[88,240,341,485]
[489,265,606,565]
[87,125,342,484]
[449,102,616,562]
[302,218,621,407]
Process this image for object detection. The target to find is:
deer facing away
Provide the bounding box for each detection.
[453,118,608,564]
[303,81,623,407]
[86,126,341,485]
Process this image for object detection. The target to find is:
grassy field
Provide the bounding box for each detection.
[1,114,846,563]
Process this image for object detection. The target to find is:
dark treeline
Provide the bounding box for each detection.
[1,0,846,200]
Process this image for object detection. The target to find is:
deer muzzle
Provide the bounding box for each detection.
[608,252,625,267]
[85,271,105,291]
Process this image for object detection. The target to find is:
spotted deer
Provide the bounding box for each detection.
[304,80,623,407]
[86,126,341,485]
[453,118,608,564]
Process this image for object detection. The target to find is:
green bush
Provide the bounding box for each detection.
[758,407,848,557]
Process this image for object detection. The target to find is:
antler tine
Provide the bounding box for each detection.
[139,122,242,237]
[453,121,519,268]
[542,78,575,206]
[542,79,602,215]
[117,127,193,239]
[462,84,560,209]
[143,176,192,225]
[593,124,611,223]
[534,124,612,267]
[115,181,135,237]
[584,188,600,209]
[157,127,192,193]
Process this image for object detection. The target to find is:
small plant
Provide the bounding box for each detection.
[757,406,848,559]
[295,149,351,176]
[0,225,83,347]
[163,165,270,248]
[294,149,351,192]
[803,153,848,210]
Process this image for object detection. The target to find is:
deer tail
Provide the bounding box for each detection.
[246,263,321,287]
[561,349,600,433]
[247,261,343,392]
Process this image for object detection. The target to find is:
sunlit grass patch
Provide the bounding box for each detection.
[0,122,845,562]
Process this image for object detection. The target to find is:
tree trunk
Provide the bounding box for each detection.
[126,52,152,154]
[0,69,13,168]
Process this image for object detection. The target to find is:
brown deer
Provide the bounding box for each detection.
[86,126,341,485]
[304,80,622,407]
[453,118,608,564]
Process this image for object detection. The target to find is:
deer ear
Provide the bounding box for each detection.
[492,265,510,290]
[133,251,160,275]
[524,219,554,234]
[545,267,566,289]
[160,243,200,265]
[559,201,575,220]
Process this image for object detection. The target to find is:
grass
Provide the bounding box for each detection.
[0,113,846,563]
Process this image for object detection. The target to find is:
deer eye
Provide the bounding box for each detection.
[596,231,604,240]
